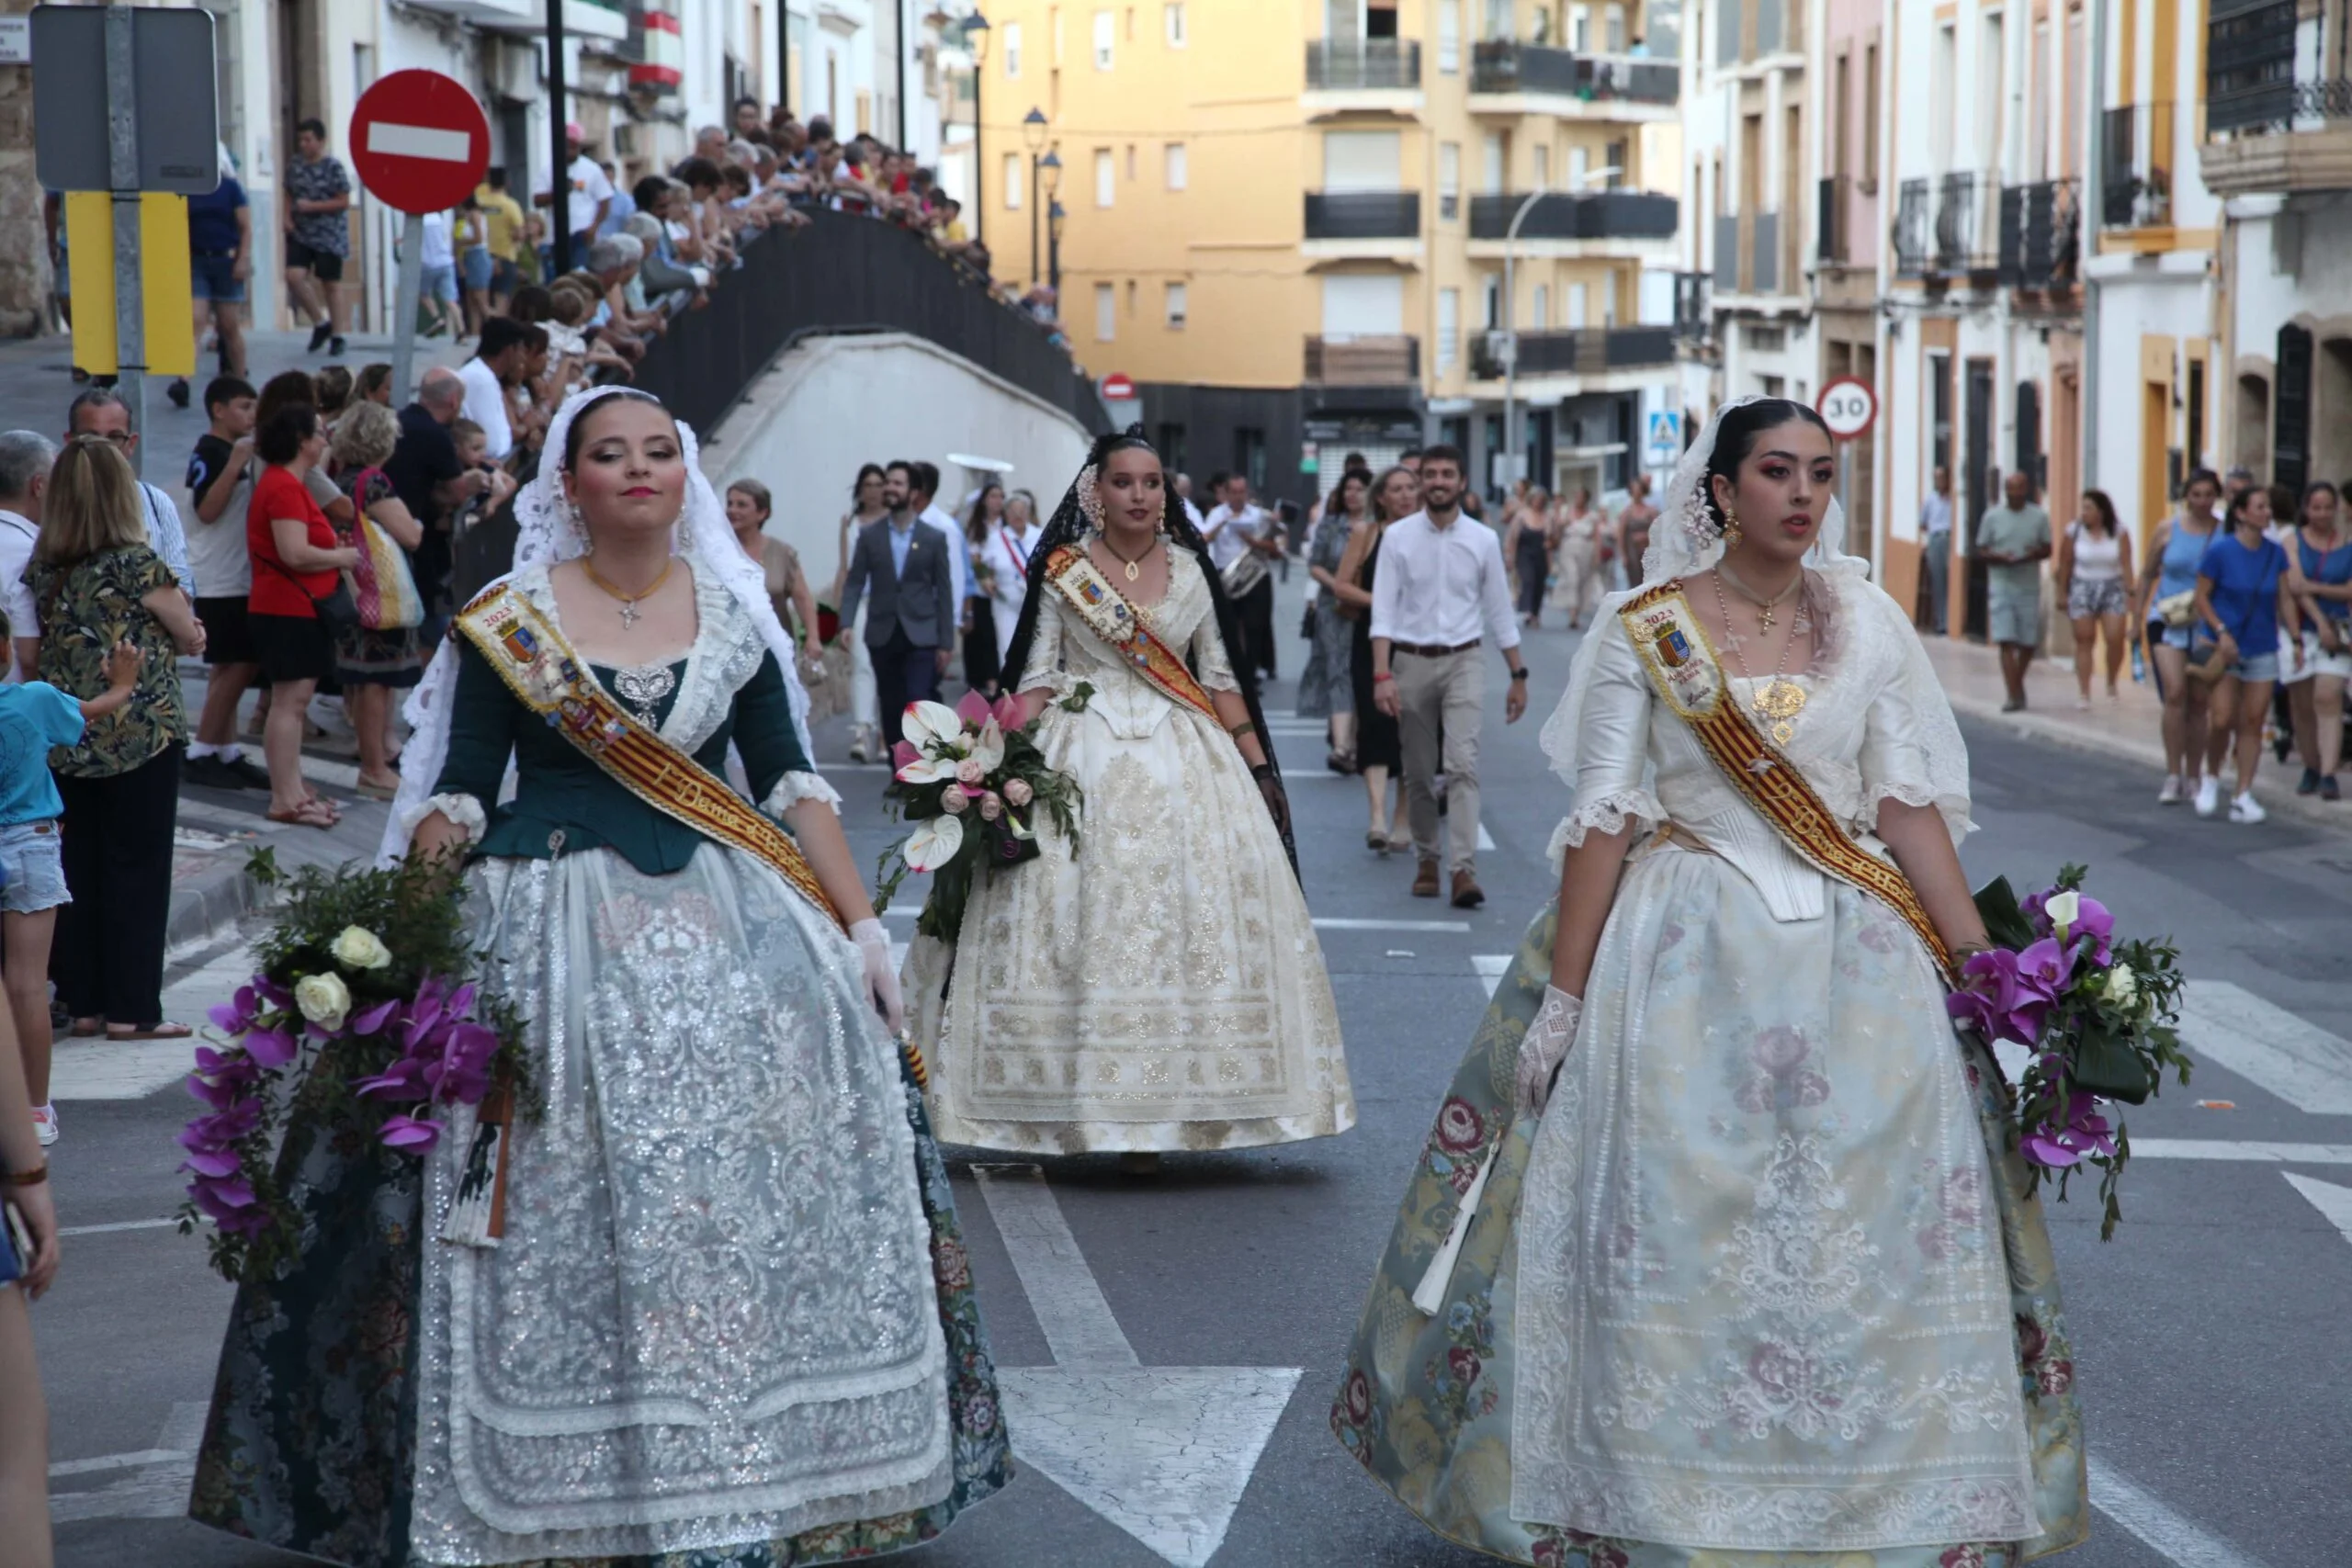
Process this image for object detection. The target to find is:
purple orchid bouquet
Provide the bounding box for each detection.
[179,848,529,1284]
[1948,864,2191,1238]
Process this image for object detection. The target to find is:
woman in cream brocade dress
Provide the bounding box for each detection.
[909,436,1353,1155]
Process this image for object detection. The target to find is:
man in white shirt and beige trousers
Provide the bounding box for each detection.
[1370,445,1529,908]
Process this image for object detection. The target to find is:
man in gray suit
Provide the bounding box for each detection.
[838,458,959,749]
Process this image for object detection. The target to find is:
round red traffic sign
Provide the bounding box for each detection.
[1100,373,1137,400]
[350,70,491,215]
[1815,376,1877,441]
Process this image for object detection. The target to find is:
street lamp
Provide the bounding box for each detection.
[1023,106,1048,284]
[965,12,989,249]
[1499,166,1619,493]
[1047,197,1067,299]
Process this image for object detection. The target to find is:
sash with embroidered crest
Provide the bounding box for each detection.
[1617,581,1958,985]
[1042,546,1219,718]
[455,581,845,931]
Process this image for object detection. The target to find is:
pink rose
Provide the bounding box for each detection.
[941,786,970,813]
[956,758,986,787]
[978,791,1003,821]
[1003,777,1035,807]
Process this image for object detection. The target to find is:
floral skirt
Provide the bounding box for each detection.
[190,844,1011,1568]
[1330,888,2090,1568]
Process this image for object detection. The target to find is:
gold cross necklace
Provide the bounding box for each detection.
[580,556,674,630]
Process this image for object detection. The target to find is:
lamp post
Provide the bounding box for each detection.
[1038,148,1062,290]
[966,12,989,248]
[1047,197,1066,299]
[1498,187,1544,494]
[1023,106,1048,284]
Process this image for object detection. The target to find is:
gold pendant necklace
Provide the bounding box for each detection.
[1103,534,1155,582]
[580,555,674,631]
[1712,570,1807,746]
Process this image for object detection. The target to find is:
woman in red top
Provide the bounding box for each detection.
[244,403,357,828]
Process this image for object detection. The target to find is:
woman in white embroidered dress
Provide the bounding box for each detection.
[187,389,1007,1568]
[906,431,1353,1164]
[1331,399,2087,1568]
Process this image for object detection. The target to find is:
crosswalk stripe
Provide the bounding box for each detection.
[2175,980,2352,1114]
[2131,1139,2352,1164]
[2088,1456,2272,1568]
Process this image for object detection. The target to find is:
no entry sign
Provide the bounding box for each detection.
[350,70,490,215]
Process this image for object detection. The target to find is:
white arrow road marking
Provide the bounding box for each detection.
[366,120,474,163]
[973,1164,1300,1568]
[2283,1172,2352,1244]
[57,1217,181,1238]
[1474,954,1512,998]
[1476,824,1497,852]
[48,1402,205,1523]
[2087,1456,2272,1568]
[2129,1139,2352,1164]
[2175,980,2352,1113]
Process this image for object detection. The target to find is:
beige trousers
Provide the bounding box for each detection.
[1395,647,1485,874]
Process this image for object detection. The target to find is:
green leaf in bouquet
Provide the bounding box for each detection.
[1970,876,2039,953]
[2069,1021,2156,1105]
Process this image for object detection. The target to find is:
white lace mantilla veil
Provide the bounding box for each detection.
[1536,394,1969,862]
[378,386,820,865]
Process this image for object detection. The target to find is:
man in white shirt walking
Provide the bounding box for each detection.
[1369,444,1528,908]
[1203,472,1282,678]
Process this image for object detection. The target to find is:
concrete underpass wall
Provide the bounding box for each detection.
[705,331,1096,581]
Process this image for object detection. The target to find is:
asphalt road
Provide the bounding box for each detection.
[37,580,2351,1568]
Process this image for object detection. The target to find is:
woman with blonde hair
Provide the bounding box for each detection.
[20,437,204,1040]
[328,400,426,797]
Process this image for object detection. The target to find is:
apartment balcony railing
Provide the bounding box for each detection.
[1304,334,1421,385]
[2200,0,2352,194]
[1998,177,2080,290]
[1894,176,1932,276]
[2101,103,2177,228]
[1817,175,1849,264]
[1466,190,1678,242]
[1468,39,1679,104]
[2205,0,2301,132]
[1305,38,1423,91]
[1932,172,1998,274]
[1468,325,1674,380]
[1303,190,1422,241]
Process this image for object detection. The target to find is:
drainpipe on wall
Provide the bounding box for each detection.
[2080,0,2106,491]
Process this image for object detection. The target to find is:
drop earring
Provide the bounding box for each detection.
[1721,506,1743,550]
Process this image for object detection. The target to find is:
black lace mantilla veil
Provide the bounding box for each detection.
[999,426,1300,875]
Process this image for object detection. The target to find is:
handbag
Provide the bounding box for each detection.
[264,554,359,634]
[2154,589,2197,628]
[345,468,424,631]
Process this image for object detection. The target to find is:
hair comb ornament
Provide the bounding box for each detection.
[1075,465,1106,532]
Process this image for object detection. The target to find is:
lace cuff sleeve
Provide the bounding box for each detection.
[398,792,486,844]
[761,771,842,816]
[1546,789,1667,864]
[1539,613,1657,866]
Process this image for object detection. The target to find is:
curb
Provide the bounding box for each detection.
[164,856,268,964]
[1946,690,2352,838]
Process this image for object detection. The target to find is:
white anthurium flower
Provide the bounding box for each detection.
[968,718,1007,774]
[901,701,967,754]
[903,814,967,873]
[895,750,958,785]
[2043,889,2080,943]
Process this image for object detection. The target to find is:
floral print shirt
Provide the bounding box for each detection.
[285,154,353,257]
[25,545,187,777]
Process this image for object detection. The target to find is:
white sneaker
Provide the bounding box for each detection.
[2157,774,2182,805]
[2193,776,2222,817]
[2230,791,2267,824]
[31,1103,57,1146]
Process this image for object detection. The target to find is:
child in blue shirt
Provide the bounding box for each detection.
[1,621,141,1147]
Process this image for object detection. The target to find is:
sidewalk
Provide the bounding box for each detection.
[1918,632,2352,835]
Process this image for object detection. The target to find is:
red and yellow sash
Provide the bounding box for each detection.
[1042,545,1219,719]
[456,581,842,931]
[1618,581,1957,984]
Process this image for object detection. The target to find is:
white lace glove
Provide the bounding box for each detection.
[1514,986,1584,1115]
[850,919,904,1035]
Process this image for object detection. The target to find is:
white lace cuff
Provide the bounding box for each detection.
[1546,789,1666,866]
[399,792,486,844]
[1863,778,1973,842]
[762,771,842,816]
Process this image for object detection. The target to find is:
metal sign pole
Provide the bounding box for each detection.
[104,1,144,476]
[390,212,425,408]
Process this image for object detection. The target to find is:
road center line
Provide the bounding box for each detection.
[2088,1456,2273,1568]
[57,1217,182,1237]
[2129,1139,2352,1164]
[971,1164,1139,1369]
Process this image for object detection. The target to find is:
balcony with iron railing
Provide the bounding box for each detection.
[1304,334,1421,386]
[1932,173,2000,276]
[1303,190,1423,242]
[2201,0,2352,195]
[2101,103,2177,229]
[1894,177,1932,276]
[1305,38,1423,91]
[1468,325,1675,381]
[1465,190,1678,244]
[1999,178,2081,291]
[1467,39,1679,109]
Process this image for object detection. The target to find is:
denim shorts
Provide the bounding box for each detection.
[0,819,70,915]
[461,246,492,291]
[191,251,245,303]
[421,263,458,303]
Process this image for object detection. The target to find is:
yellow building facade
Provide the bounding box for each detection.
[979,0,1681,504]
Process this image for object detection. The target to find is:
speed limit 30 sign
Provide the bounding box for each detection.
[1815,377,1877,441]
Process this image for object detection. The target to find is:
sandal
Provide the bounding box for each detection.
[268,799,339,829]
[355,776,401,801]
[68,1018,104,1039]
[107,1021,193,1041]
